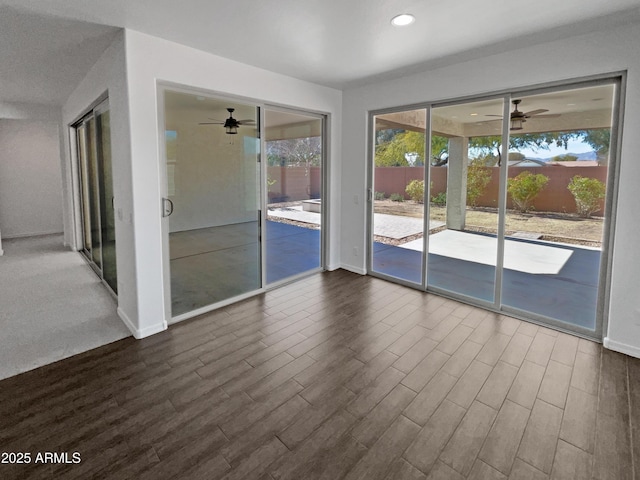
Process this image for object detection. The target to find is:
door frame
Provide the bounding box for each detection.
[70,96,117,297]
[366,72,625,341]
[156,82,330,325]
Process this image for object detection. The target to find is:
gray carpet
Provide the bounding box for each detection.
[0,234,130,380]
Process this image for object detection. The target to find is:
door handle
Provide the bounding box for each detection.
[162,198,174,217]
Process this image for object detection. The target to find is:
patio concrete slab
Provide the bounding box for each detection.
[268,206,321,225]
[400,229,573,275]
[372,213,444,239]
[268,207,444,239]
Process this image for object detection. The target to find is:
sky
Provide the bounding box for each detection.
[512,137,593,158]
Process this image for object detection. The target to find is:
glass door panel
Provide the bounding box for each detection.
[77,123,92,259]
[370,108,427,285]
[427,98,504,302]
[264,109,323,284]
[501,84,615,332]
[163,90,261,316]
[95,105,117,293]
[86,116,102,270]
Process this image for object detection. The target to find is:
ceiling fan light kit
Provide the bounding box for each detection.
[199,107,256,134]
[484,99,559,131]
[509,99,525,131]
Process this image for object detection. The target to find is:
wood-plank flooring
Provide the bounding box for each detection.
[0,269,637,479]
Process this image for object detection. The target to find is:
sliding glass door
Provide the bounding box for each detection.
[427,98,505,304]
[162,90,261,316]
[264,108,324,285]
[370,108,427,286]
[74,99,117,293]
[500,83,617,333]
[159,89,327,320]
[368,77,620,339]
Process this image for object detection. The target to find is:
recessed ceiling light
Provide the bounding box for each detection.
[391,14,415,27]
[470,113,478,116]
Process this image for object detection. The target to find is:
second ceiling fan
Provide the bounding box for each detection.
[486,99,560,130]
[199,108,256,134]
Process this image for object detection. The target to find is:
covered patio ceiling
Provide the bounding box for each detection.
[376,84,614,137]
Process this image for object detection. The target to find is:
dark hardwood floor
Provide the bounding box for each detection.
[1,269,637,479]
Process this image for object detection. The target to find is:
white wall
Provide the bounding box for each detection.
[61,31,139,336]
[0,102,60,122]
[165,109,260,232]
[123,30,342,337]
[0,119,63,238]
[340,23,640,357]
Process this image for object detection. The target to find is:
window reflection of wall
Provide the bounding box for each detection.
[164,101,258,234]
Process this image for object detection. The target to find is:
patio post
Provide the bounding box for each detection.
[446,136,468,230]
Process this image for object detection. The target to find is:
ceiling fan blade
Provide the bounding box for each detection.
[524,109,549,116]
[199,122,224,125]
[530,113,561,118]
[237,119,257,124]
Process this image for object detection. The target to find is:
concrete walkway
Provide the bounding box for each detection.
[268,206,444,239]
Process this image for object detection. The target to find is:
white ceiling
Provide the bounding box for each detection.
[0,6,119,105]
[1,0,639,106]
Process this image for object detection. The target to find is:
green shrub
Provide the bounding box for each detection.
[431,192,447,206]
[374,191,386,200]
[405,180,425,203]
[467,162,492,207]
[568,175,606,217]
[507,171,549,213]
[390,193,405,202]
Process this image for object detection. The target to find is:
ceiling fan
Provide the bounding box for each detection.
[486,99,560,130]
[199,108,256,134]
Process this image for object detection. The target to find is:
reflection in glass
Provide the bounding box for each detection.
[96,107,117,293]
[164,91,261,315]
[86,117,102,270]
[75,102,117,293]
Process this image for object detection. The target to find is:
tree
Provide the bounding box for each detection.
[469,136,502,166]
[580,129,610,164]
[375,130,451,167]
[266,137,322,171]
[375,131,425,166]
[376,127,612,167]
[431,135,449,166]
[468,131,586,166]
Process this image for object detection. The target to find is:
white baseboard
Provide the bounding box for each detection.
[603,337,640,359]
[117,307,167,339]
[3,230,64,239]
[340,263,367,275]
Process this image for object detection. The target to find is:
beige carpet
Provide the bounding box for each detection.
[0,234,130,380]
